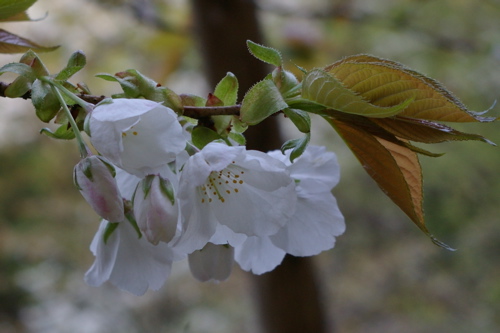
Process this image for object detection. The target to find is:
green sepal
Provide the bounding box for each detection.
[31,79,61,122]
[159,177,175,205]
[140,175,155,199]
[124,202,142,239]
[247,40,282,67]
[103,222,120,244]
[40,123,75,140]
[192,126,223,149]
[283,108,311,134]
[281,132,311,162]
[55,50,86,81]
[240,79,288,125]
[214,72,238,106]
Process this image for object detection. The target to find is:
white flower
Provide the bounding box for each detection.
[188,242,234,282]
[233,145,345,274]
[73,155,124,222]
[84,219,183,295]
[174,142,297,254]
[88,98,186,177]
[268,145,345,256]
[133,175,179,245]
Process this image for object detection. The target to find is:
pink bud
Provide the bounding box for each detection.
[133,175,178,245]
[74,156,125,222]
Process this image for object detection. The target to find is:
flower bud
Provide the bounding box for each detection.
[133,175,178,245]
[74,155,125,222]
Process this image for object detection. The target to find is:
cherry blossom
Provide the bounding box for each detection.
[88,98,186,177]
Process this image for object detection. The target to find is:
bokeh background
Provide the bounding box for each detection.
[1,0,499,332]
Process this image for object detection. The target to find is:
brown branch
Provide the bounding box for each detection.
[0,81,240,118]
[183,105,240,117]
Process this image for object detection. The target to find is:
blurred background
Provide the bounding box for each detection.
[1,0,499,332]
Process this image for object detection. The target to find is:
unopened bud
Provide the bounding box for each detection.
[74,155,125,222]
[133,175,178,245]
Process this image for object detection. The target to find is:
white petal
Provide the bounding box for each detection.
[89,99,186,177]
[173,194,217,254]
[270,145,341,193]
[270,192,345,256]
[234,236,286,274]
[211,175,296,236]
[85,220,180,295]
[115,167,141,200]
[210,224,247,247]
[84,221,119,287]
[188,243,234,282]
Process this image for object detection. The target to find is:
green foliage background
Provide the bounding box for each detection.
[1,0,499,332]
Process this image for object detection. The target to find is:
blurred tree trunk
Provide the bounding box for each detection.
[189,1,330,332]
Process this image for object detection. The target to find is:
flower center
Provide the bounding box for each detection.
[199,163,245,204]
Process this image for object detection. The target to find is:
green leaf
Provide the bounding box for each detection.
[55,50,86,81]
[214,72,238,106]
[272,68,299,95]
[246,40,282,67]
[40,123,75,140]
[4,75,31,97]
[0,29,58,53]
[281,133,311,163]
[302,69,413,118]
[0,62,34,78]
[96,73,140,98]
[228,131,246,146]
[192,126,223,149]
[240,79,288,125]
[326,54,495,122]
[283,108,311,133]
[0,0,36,21]
[31,79,61,122]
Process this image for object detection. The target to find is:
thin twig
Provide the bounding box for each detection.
[0,81,241,118]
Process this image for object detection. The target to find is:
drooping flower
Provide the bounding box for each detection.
[232,145,345,274]
[188,242,234,282]
[133,174,179,245]
[174,142,297,254]
[84,219,184,296]
[73,155,124,222]
[88,98,186,177]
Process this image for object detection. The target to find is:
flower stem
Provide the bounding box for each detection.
[50,84,88,158]
[43,78,94,113]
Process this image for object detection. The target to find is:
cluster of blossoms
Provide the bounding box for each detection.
[74,98,345,295]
